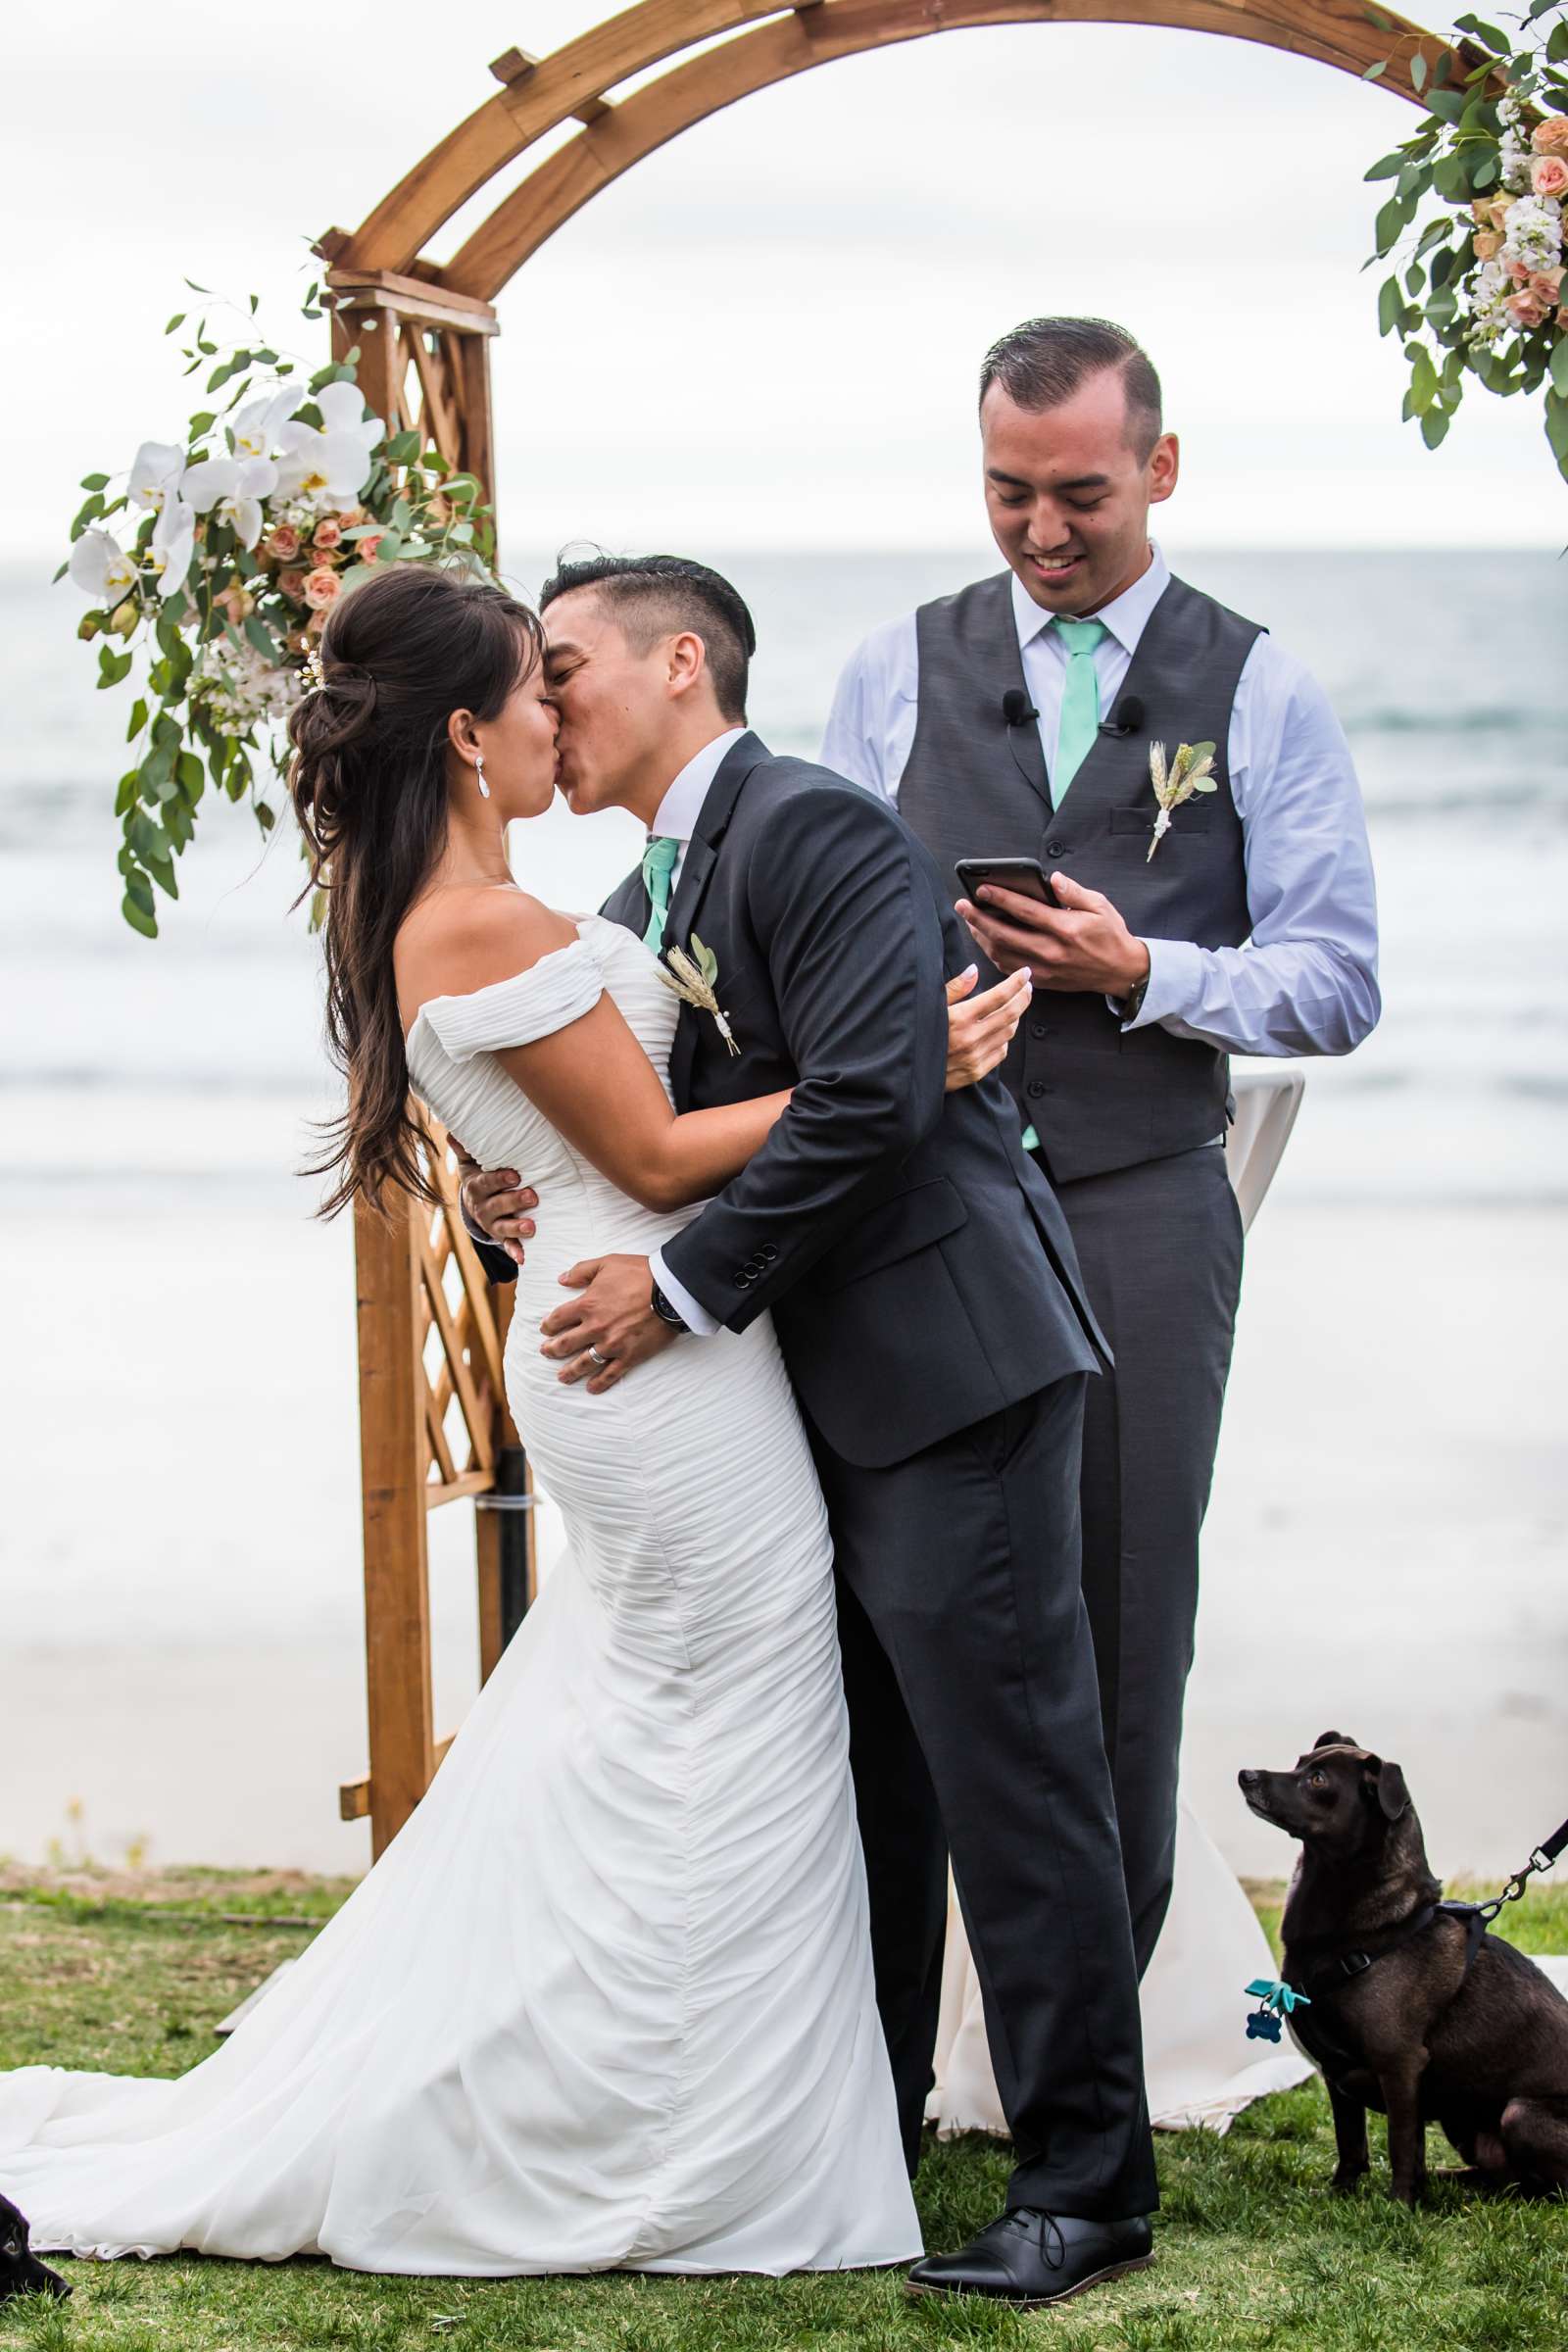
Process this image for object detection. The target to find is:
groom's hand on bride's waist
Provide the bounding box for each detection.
[460,1166,539,1264]
[539,1254,675,1395]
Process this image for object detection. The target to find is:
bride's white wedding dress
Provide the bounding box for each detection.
[0,913,920,2278]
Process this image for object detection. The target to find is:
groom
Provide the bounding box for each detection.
[464,552,1158,2305]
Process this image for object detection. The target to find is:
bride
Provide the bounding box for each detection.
[0,564,1031,2278]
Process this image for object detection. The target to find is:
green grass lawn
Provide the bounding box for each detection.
[0,1865,1564,2351]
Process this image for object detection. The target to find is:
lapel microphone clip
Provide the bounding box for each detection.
[1099,695,1145,738]
[1001,689,1038,727]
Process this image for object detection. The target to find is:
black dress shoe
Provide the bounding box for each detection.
[906,2207,1153,2307]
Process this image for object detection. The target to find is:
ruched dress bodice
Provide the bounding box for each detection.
[406,912,695,1272]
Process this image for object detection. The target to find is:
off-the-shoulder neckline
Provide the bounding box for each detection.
[404,915,605,1049]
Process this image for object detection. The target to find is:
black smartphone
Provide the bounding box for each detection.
[954,856,1058,908]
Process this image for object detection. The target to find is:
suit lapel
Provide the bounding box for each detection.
[662,731,768,1105]
[602,866,649,939]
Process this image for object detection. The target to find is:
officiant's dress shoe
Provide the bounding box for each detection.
[906,2207,1153,2307]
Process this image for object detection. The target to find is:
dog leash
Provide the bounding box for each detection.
[1243,1806,1568,2042]
[1469,1809,1568,1922]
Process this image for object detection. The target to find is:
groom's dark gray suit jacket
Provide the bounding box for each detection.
[479,732,1106,1469]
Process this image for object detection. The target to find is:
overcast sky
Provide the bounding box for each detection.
[8,0,1559,565]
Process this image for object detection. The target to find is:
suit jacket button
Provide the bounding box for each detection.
[760,1245,777,1262]
[1045,839,1065,858]
[733,1271,751,1289]
[1029,1019,1052,1040]
[1026,1080,1048,1099]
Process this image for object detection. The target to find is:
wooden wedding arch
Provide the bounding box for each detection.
[320,0,1461,1857]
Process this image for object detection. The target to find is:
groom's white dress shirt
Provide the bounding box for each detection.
[644,728,747,1338]
[818,544,1382,1060]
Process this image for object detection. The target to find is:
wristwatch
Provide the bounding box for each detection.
[649,1280,690,1335]
[1118,968,1151,1025]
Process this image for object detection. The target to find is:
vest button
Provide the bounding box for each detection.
[1029,1020,1052,1041]
[1045,839,1065,858]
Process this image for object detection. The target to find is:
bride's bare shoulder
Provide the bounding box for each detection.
[396,885,579,1032]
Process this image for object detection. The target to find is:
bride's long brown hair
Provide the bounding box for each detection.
[288,565,546,1218]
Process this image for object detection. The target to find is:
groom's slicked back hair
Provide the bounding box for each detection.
[542,552,756,724]
[979,318,1162,465]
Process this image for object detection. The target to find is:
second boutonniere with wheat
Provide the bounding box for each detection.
[658,935,741,1056]
[1147,739,1217,861]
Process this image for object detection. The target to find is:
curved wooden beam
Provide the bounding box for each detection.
[443,0,1451,299]
[347,0,802,274]
[345,0,1448,279]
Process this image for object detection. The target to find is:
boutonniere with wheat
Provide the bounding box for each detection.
[658,935,741,1055]
[1147,739,1218,860]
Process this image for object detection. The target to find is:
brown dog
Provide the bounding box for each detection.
[1239,1733,1568,2204]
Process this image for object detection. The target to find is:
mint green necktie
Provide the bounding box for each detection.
[1017,615,1105,1153]
[641,835,679,952]
[1051,615,1107,806]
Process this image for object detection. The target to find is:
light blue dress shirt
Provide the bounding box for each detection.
[818,544,1382,1059]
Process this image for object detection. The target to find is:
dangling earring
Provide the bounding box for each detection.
[475,752,490,801]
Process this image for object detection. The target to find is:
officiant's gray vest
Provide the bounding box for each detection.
[901,570,1262,1184]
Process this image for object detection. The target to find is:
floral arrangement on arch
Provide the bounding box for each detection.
[1363,0,1568,479]
[62,288,498,937]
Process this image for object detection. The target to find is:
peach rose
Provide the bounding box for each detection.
[277,567,308,602]
[1532,154,1568,200]
[1532,116,1568,158]
[313,515,344,552]
[304,566,343,611]
[1531,266,1566,298]
[307,606,330,635]
[1505,287,1550,329]
[1474,229,1504,262]
[1558,304,1568,330]
[1508,260,1533,285]
[214,582,255,626]
[1471,194,1511,233]
[266,523,302,563]
[334,508,366,529]
[359,532,384,564]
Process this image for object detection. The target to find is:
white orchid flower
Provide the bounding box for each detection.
[128,441,185,513]
[315,379,385,456]
[148,497,196,600]
[272,379,384,507]
[273,424,376,507]
[231,387,297,465]
[69,527,139,605]
[179,454,277,548]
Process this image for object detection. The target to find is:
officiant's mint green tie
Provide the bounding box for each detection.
[641,835,680,952]
[1051,615,1108,806]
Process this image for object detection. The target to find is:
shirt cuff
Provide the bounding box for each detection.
[461,1197,499,1251]
[650,1248,720,1337]
[1111,938,1202,1033]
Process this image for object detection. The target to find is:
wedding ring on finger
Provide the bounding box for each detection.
[588,1348,611,1370]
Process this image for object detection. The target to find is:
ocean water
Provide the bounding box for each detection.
[2,549,1565,1876]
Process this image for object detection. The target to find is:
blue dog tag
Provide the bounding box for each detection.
[1244,1976,1308,2043]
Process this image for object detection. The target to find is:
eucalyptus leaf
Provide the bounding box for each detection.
[122,890,159,939]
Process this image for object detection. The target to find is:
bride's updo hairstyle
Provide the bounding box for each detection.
[288,564,545,1218]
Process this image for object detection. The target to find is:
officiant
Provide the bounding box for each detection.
[820,316,1381,1974]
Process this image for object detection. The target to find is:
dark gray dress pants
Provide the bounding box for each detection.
[808,1373,1157,2224]
[1047,1142,1245,1977]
